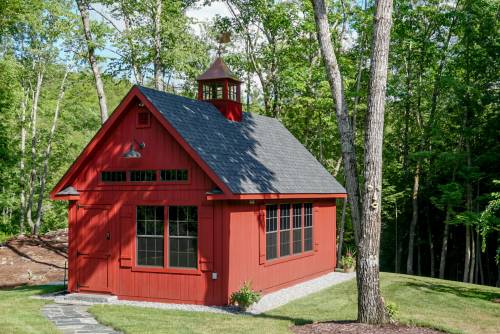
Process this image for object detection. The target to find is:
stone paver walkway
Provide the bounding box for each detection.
[42,303,120,334]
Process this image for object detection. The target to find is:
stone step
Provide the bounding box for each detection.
[56,293,118,304]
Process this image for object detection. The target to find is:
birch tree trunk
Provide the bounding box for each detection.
[357,0,393,323]
[19,89,29,234]
[153,0,163,90]
[26,70,43,233]
[76,0,108,123]
[33,70,69,234]
[311,0,361,244]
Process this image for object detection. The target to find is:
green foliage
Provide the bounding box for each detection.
[385,302,400,322]
[340,246,356,270]
[229,281,261,311]
[0,0,498,285]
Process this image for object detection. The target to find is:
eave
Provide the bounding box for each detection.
[53,195,80,201]
[206,193,347,201]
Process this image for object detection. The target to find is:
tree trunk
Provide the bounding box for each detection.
[469,228,475,283]
[120,1,143,85]
[464,225,471,282]
[311,0,362,244]
[427,220,435,277]
[153,0,163,90]
[19,90,28,234]
[439,209,450,279]
[76,0,108,123]
[407,162,420,274]
[312,0,393,323]
[476,229,483,284]
[357,0,393,324]
[33,71,68,234]
[417,242,422,276]
[337,197,347,268]
[26,70,43,233]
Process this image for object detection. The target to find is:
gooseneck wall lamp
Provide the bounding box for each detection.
[123,139,146,159]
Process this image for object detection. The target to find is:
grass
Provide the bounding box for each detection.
[0,273,498,334]
[89,273,500,334]
[0,285,64,334]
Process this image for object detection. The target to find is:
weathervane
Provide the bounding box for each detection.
[216,31,231,57]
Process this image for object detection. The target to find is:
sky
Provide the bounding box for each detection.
[187,1,230,22]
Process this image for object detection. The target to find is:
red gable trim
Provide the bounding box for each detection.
[206,193,347,201]
[50,86,232,200]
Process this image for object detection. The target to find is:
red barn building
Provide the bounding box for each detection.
[51,58,346,305]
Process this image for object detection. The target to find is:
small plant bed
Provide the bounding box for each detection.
[292,321,445,334]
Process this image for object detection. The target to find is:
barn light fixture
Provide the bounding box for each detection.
[123,139,145,159]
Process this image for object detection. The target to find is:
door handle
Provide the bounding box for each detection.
[106,232,110,240]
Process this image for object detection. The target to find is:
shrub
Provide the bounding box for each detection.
[385,302,400,322]
[229,281,261,311]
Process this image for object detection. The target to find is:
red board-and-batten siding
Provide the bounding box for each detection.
[57,89,342,305]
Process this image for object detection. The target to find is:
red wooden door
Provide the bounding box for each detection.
[76,205,111,293]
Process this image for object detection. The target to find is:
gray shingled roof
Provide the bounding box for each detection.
[138,86,346,194]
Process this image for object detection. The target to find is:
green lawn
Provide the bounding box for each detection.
[0,285,64,334]
[89,273,500,334]
[0,274,498,334]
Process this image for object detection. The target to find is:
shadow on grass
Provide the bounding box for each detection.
[403,278,500,302]
[0,284,65,294]
[254,313,315,326]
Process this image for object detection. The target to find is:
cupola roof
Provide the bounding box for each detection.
[196,57,241,82]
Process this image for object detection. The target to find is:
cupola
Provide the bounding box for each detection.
[197,57,242,122]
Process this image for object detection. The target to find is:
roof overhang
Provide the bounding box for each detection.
[206,193,347,201]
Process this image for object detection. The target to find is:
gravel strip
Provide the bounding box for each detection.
[36,270,356,315]
[248,271,356,314]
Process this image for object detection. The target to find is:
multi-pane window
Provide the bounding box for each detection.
[136,206,164,267]
[279,204,291,257]
[130,170,156,182]
[203,83,223,99]
[292,204,302,254]
[160,169,188,182]
[168,206,198,268]
[304,203,313,251]
[101,171,126,182]
[265,203,313,261]
[265,205,278,260]
[229,83,238,101]
[137,111,150,127]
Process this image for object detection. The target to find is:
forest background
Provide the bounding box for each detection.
[0,0,498,286]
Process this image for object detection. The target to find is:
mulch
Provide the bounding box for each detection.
[292,321,446,334]
[0,229,68,288]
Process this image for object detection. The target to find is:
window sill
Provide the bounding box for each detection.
[130,266,201,276]
[263,251,315,267]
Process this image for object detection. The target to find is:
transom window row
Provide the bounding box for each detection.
[136,206,198,269]
[266,203,313,261]
[101,169,188,183]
